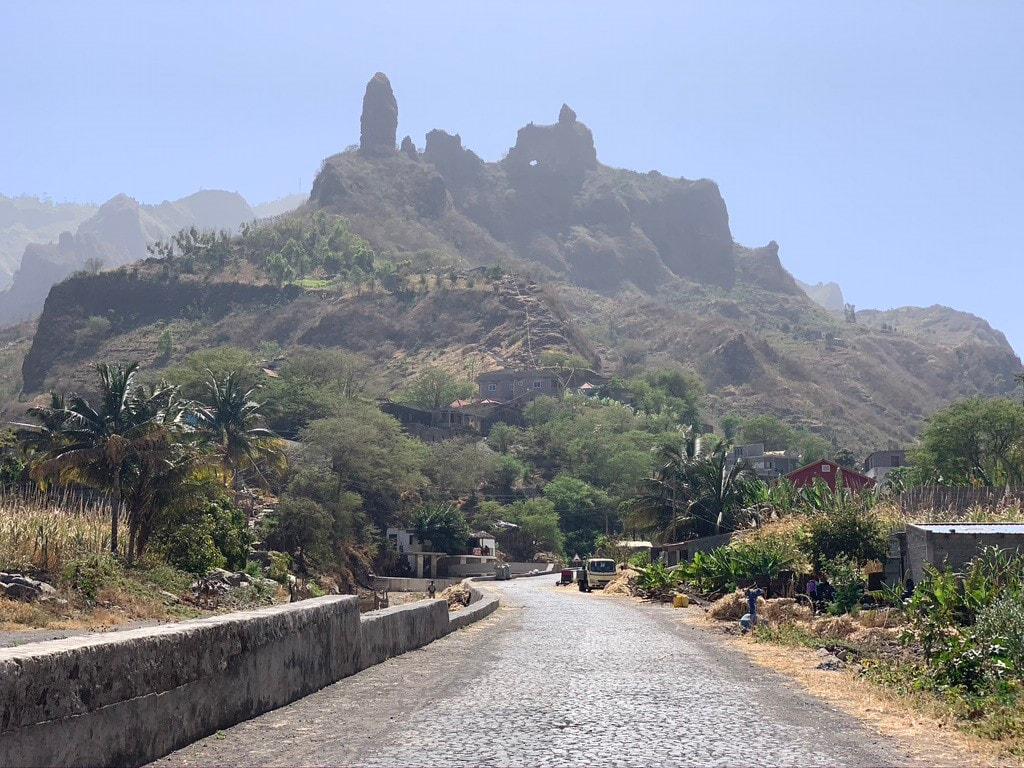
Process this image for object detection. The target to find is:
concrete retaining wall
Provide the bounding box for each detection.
[448,579,500,632]
[371,575,462,592]
[0,585,499,767]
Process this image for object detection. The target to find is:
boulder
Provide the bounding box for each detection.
[0,572,57,602]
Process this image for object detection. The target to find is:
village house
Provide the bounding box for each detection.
[385,527,447,579]
[726,443,803,482]
[477,368,562,402]
[863,449,907,483]
[785,458,875,491]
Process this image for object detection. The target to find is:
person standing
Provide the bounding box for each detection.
[427,580,436,599]
[746,585,764,626]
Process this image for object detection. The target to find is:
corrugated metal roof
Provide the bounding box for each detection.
[913,523,1024,535]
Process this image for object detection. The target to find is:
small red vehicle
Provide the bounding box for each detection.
[556,568,576,586]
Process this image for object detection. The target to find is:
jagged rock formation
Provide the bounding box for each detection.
[0,191,261,326]
[311,78,734,292]
[13,72,1022,451]
[304,73,1021,447]
[797,278,846,314]
[359,73,398,155]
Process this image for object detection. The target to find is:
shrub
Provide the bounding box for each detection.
[63,553,121,602]
[158,515,226,575]
[267,551,293,583]
[823,555,865,615]
[803,502,888,569]
[975,592,1024,675]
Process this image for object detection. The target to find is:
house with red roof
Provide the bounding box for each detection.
[785,458,875,491]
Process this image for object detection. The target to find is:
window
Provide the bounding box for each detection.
[533,380,542,389]
[487,383,497,392]
[821,464,831,473]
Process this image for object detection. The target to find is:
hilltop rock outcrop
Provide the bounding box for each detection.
[312,74,735,290]
[359,72,398,155]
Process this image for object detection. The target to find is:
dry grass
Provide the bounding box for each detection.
[0,488,126,574]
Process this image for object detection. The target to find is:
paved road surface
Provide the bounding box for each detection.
[154,577,919,767]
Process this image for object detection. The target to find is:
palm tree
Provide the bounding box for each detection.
[685,443,760,536]
[18,363,165,554]
[627,438,760,541]
[193,370,279,488]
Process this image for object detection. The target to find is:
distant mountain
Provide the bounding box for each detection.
[254,194,306,219]
[0,195,97,288]
[0,191,255,326]
[796,279,845,315]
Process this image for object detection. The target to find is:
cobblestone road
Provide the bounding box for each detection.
[154,577,920,767]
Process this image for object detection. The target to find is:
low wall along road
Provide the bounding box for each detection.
[0,580,498,768]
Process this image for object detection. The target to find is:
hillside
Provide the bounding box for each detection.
[299,73,1022,448]
[13,72,1022,452]
[0,191,304,327]
[20,265,590,400]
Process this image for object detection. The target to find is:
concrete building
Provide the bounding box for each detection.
[897,522,1024,584]
[658,533,735,567]
[726,443,802,482]
[864,449,907,483]
[385,527,447,578]
[477,369,561,403]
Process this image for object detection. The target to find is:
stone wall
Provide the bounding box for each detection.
[0,587,498,768]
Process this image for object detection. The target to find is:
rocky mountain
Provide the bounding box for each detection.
[0,195,97,287]
[796,279,846,315]
[300,73,1021,447]
[0,191,305,327]
[14,72,1023,452]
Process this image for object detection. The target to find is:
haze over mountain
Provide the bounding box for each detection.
[0,191,302,326]
[17,73,1022,454]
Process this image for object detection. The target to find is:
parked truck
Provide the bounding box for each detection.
[578,558,617,592]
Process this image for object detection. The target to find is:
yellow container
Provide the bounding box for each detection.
[673,593,689,608]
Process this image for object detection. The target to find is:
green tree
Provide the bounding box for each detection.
[739,415,794,451]
[298,402,428,526]
[720,414,743,441]
[913,397,1024,487]
[424,440,501,499]
[412,503,470,555]
[396,367,475,410]
[497,498,564,560]
[18,362,193,557]
[543,474,613,557]
[193,371,280,487]
[628,440,760,541]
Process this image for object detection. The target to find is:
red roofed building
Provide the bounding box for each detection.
[785,459,876,491]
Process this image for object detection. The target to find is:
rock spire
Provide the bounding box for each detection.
[360,72,398,154]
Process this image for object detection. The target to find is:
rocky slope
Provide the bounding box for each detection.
[301,73,1021,448]
[21,266,589,398]
[14,72,1022,452]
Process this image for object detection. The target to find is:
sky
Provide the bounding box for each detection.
[2,1,1022,354]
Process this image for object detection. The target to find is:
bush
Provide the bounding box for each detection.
[803,502,888,569]
[823,555,865,615]
[975,592,1024,675]
[154,494,251,575]
[267,551,293,583]
[263,497,334,566]
[63,553,121,602]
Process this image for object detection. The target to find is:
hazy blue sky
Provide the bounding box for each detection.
[2,2,1022,354]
